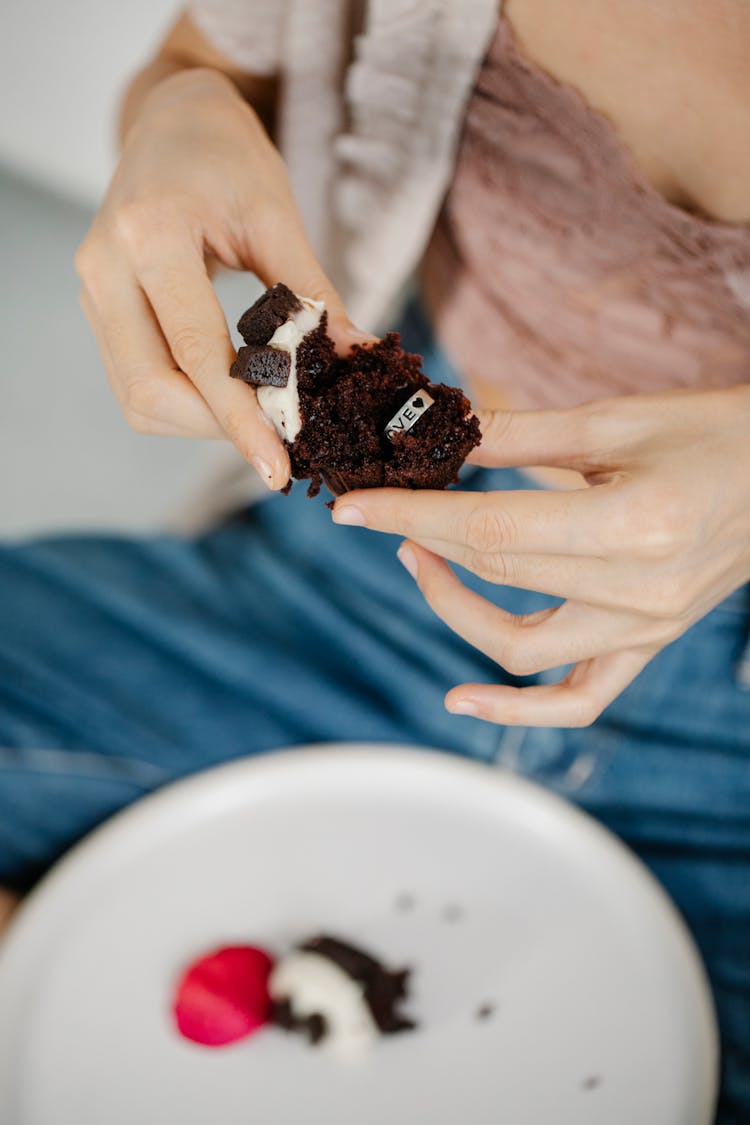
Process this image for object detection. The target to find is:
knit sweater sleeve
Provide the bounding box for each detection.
[188,0,286,75]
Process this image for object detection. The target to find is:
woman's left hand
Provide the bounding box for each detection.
[332,386,750,727]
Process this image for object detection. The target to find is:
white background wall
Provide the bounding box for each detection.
[0,0,260,537]
[1,0,182,205]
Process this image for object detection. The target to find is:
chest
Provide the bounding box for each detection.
[503,0,750,222]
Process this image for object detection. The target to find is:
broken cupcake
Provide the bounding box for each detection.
[230,283,481,498]
[172,933,416,1058]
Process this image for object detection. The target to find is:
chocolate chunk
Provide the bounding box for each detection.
[271,999,328,1046]
[237,283,302,345]
[271,998,295,1030]
[300,935,416,1035]
[230,344,291,387]
[306,1013,328,1046]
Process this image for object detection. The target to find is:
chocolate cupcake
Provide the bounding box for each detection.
[230,284,481,498]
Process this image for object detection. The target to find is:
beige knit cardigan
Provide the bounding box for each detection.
[191,0,500,331]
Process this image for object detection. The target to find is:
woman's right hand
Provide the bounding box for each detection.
[75,67,363,490]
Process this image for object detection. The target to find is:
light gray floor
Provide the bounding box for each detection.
[0,166,259,539]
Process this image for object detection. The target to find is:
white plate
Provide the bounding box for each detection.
[0,745,718,1125]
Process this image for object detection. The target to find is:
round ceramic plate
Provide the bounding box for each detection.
[0,745,717,1125]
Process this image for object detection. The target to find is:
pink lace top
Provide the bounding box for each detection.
[423,16,750,409]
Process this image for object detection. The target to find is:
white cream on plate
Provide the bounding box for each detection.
[269,950,378,1059]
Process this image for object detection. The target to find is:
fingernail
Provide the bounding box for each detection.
[333,505,366,526]
[397,544,418,580]
[252,456,274,489]
[448,700,479,717]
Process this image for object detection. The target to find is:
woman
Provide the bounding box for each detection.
[1,1,748,1118]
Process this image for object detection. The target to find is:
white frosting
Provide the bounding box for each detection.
[256,296,324,443]
[269,951,378,1059]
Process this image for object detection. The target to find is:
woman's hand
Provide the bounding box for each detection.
[332,386,750,727]
[75,68,365,490]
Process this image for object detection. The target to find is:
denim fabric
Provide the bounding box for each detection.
[0,300,748,1121]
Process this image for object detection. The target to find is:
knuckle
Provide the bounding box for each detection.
[466,503,518,554]
[113,200,149,252]
[113,198,182,265]
[638,521,679,559]
[644,574,693,621]
[74,235,100,280]
[476,551,512,585]
[631,494,689,559]
[123,376,160,422]
[170,326,216,375]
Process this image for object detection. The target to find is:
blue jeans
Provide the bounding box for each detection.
[1,302,749,1122]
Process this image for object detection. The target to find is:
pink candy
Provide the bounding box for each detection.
[173,945,275,1047]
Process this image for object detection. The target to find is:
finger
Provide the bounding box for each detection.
[248,204,376,355]
[398,543,643,674]
[133,232,290,488]
[467,406,600,472]
[398,533,610,601]
[446,648,652,728]
[333,487,608,557]
[80,283,225,438]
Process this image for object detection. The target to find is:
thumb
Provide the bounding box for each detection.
[248,206,376,356]
[308,284,378,358]
[468,405,593,471]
